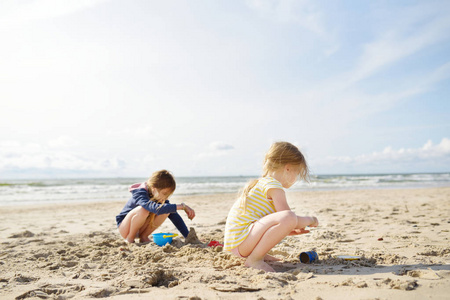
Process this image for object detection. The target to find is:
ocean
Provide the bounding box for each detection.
[0,173,449,206]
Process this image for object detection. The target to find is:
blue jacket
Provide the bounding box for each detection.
[115,184,189,237]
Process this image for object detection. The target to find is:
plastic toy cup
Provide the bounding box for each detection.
[152,233,178,246]
[299,251,318,263]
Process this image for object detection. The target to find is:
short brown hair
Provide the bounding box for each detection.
[147,170,176,193]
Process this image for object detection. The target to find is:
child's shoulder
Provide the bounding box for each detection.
[129,182,147,192]
[257,177,283,189]
[259,176,281,184]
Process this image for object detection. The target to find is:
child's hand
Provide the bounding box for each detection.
[289,228,310,235]
[309,216,319,227]
[184,204,195,220]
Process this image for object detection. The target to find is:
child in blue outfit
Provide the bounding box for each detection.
[116,170,195,243]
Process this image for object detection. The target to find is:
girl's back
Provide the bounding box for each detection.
[224,177,283,251]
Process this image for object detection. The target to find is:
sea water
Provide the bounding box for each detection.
[0,173,449,206]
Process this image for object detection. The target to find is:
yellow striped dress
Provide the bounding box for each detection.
[223,177,284,251]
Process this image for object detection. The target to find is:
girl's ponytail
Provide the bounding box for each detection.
[239,161,271,212]
[239,179,258,213]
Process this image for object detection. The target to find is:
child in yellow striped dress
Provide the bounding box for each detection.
[224,141,318,272]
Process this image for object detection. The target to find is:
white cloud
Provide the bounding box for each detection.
[142,154,157,164]
[350,5,450,84]
[0,140,125,173]
[245,0,325,36]
[210,142,234,151]
[312,138,450,173]
[48,136,79,149]
[108,126,155,138]
[305,2,450,116]
[197,142,235,158]
[0,0,110,23]
[297,14,450,134]
[0,2,448,178]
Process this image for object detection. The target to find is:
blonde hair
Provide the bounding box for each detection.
[239,141,309,211]
[146,170,176,228]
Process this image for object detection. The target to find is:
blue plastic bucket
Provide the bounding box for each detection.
[152,233,178,246]
[299,251,318,263]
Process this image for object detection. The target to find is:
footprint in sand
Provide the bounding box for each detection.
[377,278,418,290]
[8,230,35,238]
[406,269,444,280]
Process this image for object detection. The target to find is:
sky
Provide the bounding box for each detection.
[0,0,449,179]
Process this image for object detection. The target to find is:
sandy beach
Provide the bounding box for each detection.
[0,187,449,300]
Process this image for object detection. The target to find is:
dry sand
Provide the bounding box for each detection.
[0,187,449,300]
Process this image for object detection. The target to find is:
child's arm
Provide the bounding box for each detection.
[267,188,292,212]
[168,212,189,238]
[268,188,318,229]
[288,228,310,235]
[177,203,195,220]
[131,189,177,215]
[295,216,319,229]
[168,203,195,238]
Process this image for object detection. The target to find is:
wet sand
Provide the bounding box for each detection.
[0,187,449,299]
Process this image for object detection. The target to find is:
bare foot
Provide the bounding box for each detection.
[264,254,281,261]
[244,258,275,272]
[124,238,135,244]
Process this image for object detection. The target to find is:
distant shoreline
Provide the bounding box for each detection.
[1,174,449,207]
[1,186,449,208]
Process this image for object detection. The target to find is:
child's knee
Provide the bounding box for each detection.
[135,206,150,218]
